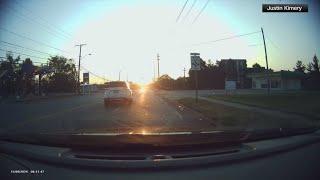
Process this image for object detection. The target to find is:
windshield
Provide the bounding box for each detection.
[106,81,128,88]
[0,0,319,144]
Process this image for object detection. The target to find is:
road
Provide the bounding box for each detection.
[0,90,216,134]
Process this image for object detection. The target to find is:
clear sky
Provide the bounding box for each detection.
[0,0,319,84]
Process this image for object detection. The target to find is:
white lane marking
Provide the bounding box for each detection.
[200,130,223,134]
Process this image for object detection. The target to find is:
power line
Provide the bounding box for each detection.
[176,0,189,22]
[0,48,48,60]
[2,5,71,41]
[192,0,210,24]
[12,0,73,38]
[80,65,107,81]
[0,57,45,65]
[182,0,197,21]
[248,43,263,47]
[266,35,279,50]
[192,31,261,46]
[0,40,54,56]
[0,27,71,54]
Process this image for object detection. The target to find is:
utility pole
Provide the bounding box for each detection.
[261,27,270,95]
[183,67,186,89]
[195,71,198,102]
[153,60,156,82]
[118,70,121,81]
[157,53,160,79]
[75,43,86,94]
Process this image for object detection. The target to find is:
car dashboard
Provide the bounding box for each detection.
[1,130,320,180]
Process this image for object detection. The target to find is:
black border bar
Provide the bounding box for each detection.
[262,4,308,13]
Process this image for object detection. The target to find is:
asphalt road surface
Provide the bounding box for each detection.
[0,90,216,134]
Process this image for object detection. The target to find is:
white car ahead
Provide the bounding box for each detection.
[104,81,133,106]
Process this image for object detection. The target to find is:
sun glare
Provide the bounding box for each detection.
[139,86,147,94]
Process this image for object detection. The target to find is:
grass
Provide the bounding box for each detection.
[207,91,320,119]
[178,98,315,129]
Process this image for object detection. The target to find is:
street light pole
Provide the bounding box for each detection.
[75,43,87,94]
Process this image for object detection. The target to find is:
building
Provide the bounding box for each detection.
[219,59,247,88]
[247,70,305,90]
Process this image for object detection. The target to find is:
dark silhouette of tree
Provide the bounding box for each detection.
[1,54,79,96]
[304,54,320,90]
[47,56,77,92]
[311,55,319,73]
[155,74,174,90]
[306,55,319,73]
[306,63,313,72]
[0,53,22,96]
[250,62,266,73]
[294,60,306,73]
[252,63,262,69]
[188,59,225,90]
[21,58,35,96]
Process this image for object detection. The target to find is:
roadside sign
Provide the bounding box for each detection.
[83,72,89,84]
[190,54,201,71]
[190,53,201,102]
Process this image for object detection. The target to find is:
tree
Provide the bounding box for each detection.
[207,59,214,68]
[304,54,320,90]
[306,63,313,72]
[311,55,319,73]
[252,63,262,69]
[306,55,319,73]
[251,62,266,73]
[0,53,22,96]
[294,60,306,73]
[47,56,77,92]
[20,58,36,96]
[155,74,174,90]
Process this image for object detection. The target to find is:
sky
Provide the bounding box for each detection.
[0,0,319,84]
